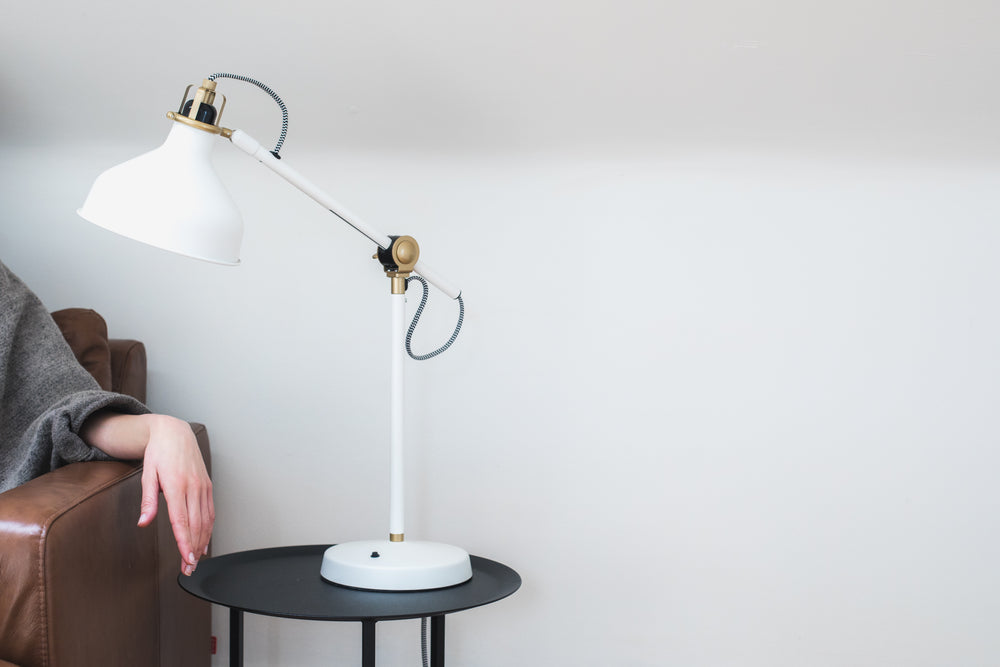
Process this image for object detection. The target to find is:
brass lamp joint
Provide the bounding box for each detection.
[375,235,420,294]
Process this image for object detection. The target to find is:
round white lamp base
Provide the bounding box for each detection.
[320,541,473,591]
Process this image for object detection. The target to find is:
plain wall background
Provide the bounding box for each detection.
[2,1,999,665]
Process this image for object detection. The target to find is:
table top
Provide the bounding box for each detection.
[179,544,521,622]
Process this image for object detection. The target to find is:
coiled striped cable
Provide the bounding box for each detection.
[207,73,289,157]
[405,275,464,361]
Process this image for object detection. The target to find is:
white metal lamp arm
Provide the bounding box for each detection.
[228,129,462,300]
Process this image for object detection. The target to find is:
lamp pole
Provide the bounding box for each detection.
[376,235,422,543]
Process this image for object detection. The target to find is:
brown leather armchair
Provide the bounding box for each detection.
[0,309,211,667]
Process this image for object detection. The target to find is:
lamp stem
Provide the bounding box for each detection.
[389,289,406,541]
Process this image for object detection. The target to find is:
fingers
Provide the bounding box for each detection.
[164,479,216,575]
[199,482,215,557]
[138,415,215,576]
[186,487,205,566]
[185,479,214,566]
[138,467,160,527]
[163,489,197,575]
[190,475,214,564]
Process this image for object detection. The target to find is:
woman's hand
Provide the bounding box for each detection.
[137,415,214,574]
[80,412,215,575]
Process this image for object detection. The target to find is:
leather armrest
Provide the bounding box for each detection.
[0,423,212,667]
[0,461,158,667]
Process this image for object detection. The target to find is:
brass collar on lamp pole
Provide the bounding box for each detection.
[376,235,420,294]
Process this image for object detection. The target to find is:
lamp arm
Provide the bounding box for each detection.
[228,129,462,299]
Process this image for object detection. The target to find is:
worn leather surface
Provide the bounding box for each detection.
[50,309,112,392]
[0,318,211,667]
[108,339,146,404]
[0,461,157,667]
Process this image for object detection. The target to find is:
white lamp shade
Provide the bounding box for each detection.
[78,122,244,265]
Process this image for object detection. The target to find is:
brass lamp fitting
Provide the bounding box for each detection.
[166,79,231,137]
[376,235,420,294]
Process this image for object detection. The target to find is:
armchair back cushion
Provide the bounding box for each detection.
[50,309,113,392]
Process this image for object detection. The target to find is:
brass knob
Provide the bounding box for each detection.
[392,236,420,271]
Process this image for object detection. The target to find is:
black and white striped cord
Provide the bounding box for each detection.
[405,275,464,361]
[421,617,429,667]
[207,73,289,157]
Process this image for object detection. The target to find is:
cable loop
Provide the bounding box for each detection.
[405,275,464,360]
[207,73,289,156]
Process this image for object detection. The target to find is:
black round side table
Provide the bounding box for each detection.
[179,544,521,667]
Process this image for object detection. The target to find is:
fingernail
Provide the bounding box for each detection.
[189,552,197,564]
[138,513,148,524]
[183,564,193,576]
[203,546,209,556]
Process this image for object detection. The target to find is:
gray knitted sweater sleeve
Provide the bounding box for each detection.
[0,260,148,492]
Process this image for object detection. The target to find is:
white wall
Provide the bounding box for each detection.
[2,2,999,665]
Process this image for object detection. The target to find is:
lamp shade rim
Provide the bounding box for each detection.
[77,208,242,266]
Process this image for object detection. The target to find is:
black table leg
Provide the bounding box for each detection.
[230,608,244,667]
[362,620,377,667]
[430,615,445,667]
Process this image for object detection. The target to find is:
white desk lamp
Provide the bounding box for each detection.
[78,75,472,591]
